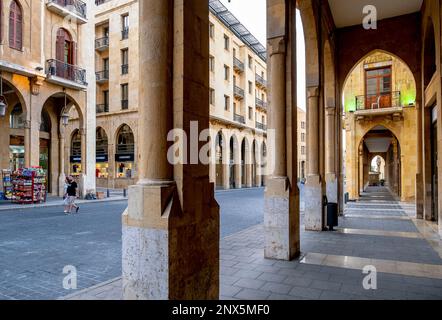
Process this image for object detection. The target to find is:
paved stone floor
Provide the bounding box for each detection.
[63,187,442,300]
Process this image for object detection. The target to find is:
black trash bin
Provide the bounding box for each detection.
[327,203,339,231]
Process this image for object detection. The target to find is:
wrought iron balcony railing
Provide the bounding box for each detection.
[234,114,245,124]
[96,104,109,114]
[255,97,267,110]
[355,91,401,111]
[233,57,244,73]
[96,70,109,82]
[256,74,267,88]
[95,36,109,50]
[256,122,267,131]
[234,85,245,100]
[47,0,87,20]
[46,59,87,86]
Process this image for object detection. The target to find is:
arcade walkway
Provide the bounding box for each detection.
[64,187,442,300]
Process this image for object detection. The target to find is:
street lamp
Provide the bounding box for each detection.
[61,89,69,126]
[0,73,7,117]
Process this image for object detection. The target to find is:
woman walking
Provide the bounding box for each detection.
[64,176,80,215]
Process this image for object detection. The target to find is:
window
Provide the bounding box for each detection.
[233,102,237,113]
[248,55,253,69]
[209,56,215,72]
[224,95,230,111]
[301,146,306,155]
[121,48,129,74]
[56,28,74,65]
[224,34,229,50]
[121,84,129,109]
[248,81,253,94]
[224,65,230,81]
[103,90,109,109]
[9,1,22,50]
[209,22,214,39]
[122,14,129,39]
[209,88,215,105]
[301,133,305,142]
[301,121,305,129]
[365,66,392,108]
[262,116,265,125]
[248,107,253,120]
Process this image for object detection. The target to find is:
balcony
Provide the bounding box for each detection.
[354,91,403,120]
[121,64,129,75]
[46,59,87,90]
[95,36,109,51]
[46,0,87,24]
[234,114,245,124]
[233,85,245,100]
[96,104,109,114]
[122,28,129,40]
[255,97,268,111]
[233,57,244,73]
[96,70,109,84]
[256,122,267,131]
[256,74,267,89]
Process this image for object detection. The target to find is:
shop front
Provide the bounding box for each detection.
[96,127,109,187]
[70,130,82,176]
[114,124,135,188]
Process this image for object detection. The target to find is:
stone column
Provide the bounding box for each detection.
[359,144,364,194]
[223,142,230,189]
[305,86,323,231]
[416,103,424,218]
[234,143,242,189]
[325,106,338,204]
[264,26,299,261]
[122,0,219,300]
[24,120,31,168]
[58,132,66,197]
[392,139,399,195]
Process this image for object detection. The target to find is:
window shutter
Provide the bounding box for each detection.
[16,8,22,49]
[9,6,14,46]
[72,42,77,65]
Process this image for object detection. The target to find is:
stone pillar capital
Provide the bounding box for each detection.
[268,36,286,57]
[30,76,45,96]
[307,86,320,98]
[326,106,336,116]
[23,120,31,130]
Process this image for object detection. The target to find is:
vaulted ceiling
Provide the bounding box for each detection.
[328,0,423,28]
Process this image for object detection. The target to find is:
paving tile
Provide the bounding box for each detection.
[260,282,293,295]
[310,280,342,292]
[234,289,271,300]
[220,285,242,297]
[284,276,313,288]
[288,286,322,299]
[233,278,265,290]
[232,269,262,280]
[257,272,287,283]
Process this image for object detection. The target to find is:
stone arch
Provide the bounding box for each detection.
[0,73,28,117]
[298,0,320,87]
[357,123,401,152]
[40,91,84,130]
[323,40,336,108]
[342,49,417,112]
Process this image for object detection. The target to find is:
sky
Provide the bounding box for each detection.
[219,0,307,110]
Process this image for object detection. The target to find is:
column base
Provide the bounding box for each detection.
[305,175,324,231]
[415,173,424,219]
[325,173,338,204]
[264,177,300,261]
[122,181,219,300]
[58,173,66,197]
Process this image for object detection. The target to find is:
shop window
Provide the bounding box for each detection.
[96,127,109,179]
[70,129,82,176]
[116,124,134,179]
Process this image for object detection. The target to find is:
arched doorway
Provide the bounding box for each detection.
[70,129,82,176]
[96,127,109,180]
[215,132,224,189]
[116,124,135,180]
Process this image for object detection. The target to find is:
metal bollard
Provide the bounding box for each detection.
[107,189,110,198]
[123,189,127,198]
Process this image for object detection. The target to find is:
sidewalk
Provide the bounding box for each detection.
[0,194,127,211]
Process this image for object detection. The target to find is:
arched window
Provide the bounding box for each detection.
[9,0,23,50]
[116,125,134,154]
[56,28,75,65]
[116,125,134,179]
[71,129,81,157]
[9,104,25,129]
[96,127,108,157]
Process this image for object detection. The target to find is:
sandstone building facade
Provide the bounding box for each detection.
[0,0,96,197]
